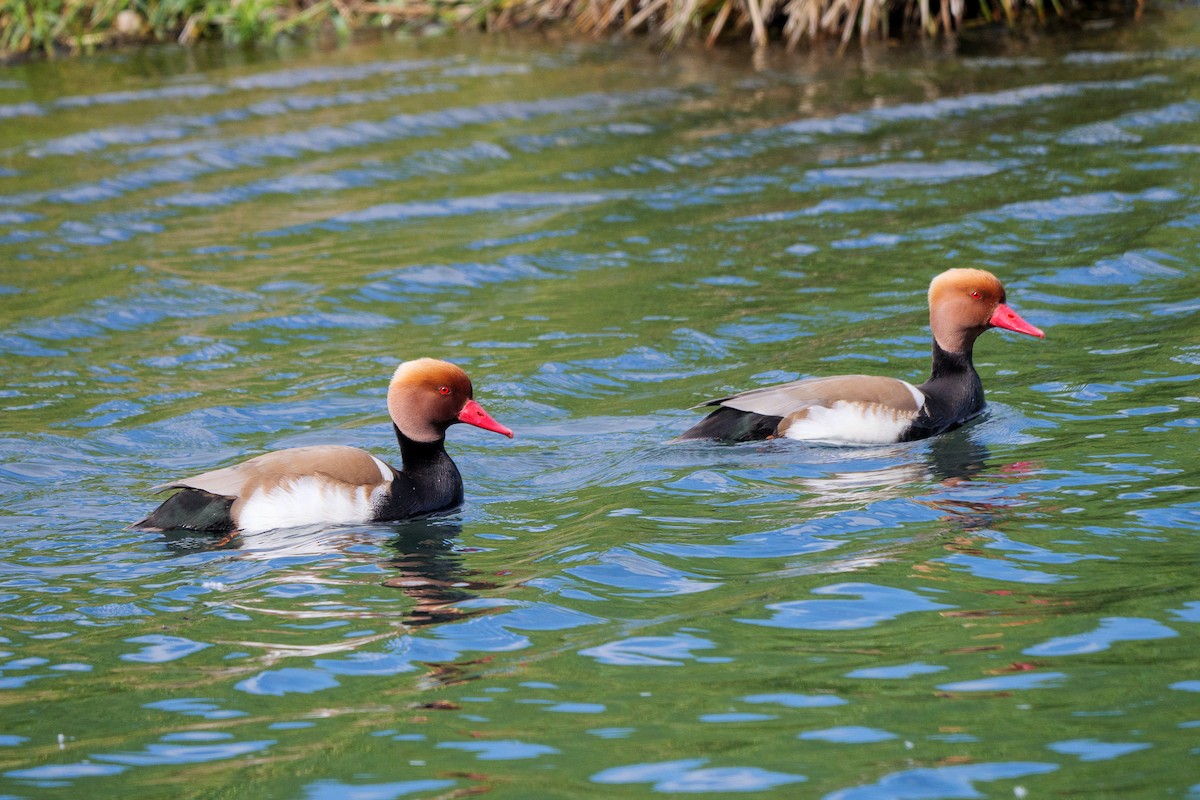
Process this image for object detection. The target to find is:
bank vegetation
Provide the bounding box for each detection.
[1,0,1146,60]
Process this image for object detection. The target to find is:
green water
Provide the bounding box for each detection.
[1,15,1198,799]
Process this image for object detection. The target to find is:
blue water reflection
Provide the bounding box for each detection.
[437,740,559,760]
[825,762,1058,799]
[1048,739,1152,762]
[120,634,211,662]
[6,762,128,784]
[937,672,1067,692]
[593,759,807,792]
[92,737,275,766]
[738,583,954,630]
[580,632,726,666]
[799,727,897,744]
[1024,617,1179,656]
[742,693,847,709]
[142,698,247,720]
[236,667,340,696]
[846,662,947,680]
[303,778,455,799]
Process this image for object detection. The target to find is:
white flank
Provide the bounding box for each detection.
[237,477,388,533]
[901,380,926,410]
[369,455,392,484]
[783,401,916,445]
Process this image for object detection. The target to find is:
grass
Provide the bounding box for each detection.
[0,0,1146,60]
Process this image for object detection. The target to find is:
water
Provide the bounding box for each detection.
[1,15,1199,799]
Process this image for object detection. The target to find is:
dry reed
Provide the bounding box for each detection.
[482,0,1110,50]
[0,0,1138,60]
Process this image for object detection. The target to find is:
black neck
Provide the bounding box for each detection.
[928,338,976,382]
[395,424,450,469]
[908,339,986,439]
[378,425,464,519]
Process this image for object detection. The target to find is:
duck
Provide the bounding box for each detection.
[676,268,1044,445]
[132,358,513,534]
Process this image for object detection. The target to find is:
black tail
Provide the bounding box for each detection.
[674,405,783,443]
[131,488,236,533]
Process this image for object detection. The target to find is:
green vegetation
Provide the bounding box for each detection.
[0,0,1145,60]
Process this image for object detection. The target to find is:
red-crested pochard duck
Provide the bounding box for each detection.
[133,358,513,534]
[676,268,1044,444]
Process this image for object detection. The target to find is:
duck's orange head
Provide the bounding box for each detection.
[928,268,1043,353]
[387,358,513,442]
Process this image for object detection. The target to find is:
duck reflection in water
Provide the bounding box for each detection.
[780,427,1043,585]
[383,520,501,627]
[778,428,987,507]
[788,424,1037,522]
[924,429,1040,528]
[156,518,499,629]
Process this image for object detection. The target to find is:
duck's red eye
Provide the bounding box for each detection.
[437,385,451,396]
[970,290,981,299]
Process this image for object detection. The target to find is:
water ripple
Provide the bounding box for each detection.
[738,583,955,630]
[436,739,559,760]
[826,762,1058,800]
[302,779,455,799]
[91,737,275,766]
[227,58,447,90]
[54,84,224,110]
[1048,739,1153,762]
[310,191,613,230]
[580,632,723,666]
[1023,617,1179,656]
